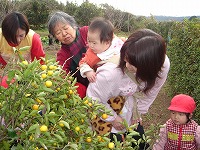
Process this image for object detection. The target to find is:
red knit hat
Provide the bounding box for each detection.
[168,94,196,113]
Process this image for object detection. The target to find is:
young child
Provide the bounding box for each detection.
[79,17,124,82]
[153,94,200,150]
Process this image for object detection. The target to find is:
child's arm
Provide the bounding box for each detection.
[79,48,101,81]
[79,48,101,68]
[196,125,200,148]
[152,124,167,150]
[79,63,94,78]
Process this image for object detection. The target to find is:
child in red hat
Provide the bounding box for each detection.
[153,94,200,150]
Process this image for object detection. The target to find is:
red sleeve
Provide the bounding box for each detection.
[75,82,86,98]
[0,55,7,67]
[31,33,45,64]
[0,76,8,88]
[0,76,15,88]
[79,48,101,67]
[56,47,71,74]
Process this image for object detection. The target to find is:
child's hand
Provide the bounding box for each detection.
[85,71,96,82]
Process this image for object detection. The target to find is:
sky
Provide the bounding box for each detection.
[57,0,200,17]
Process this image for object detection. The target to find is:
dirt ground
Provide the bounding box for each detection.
[142,85,171,127]
[44,44,171,147]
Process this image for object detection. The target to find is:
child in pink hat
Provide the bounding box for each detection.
[153,94,200,150]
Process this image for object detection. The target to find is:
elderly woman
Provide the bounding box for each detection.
[47,11,89,98]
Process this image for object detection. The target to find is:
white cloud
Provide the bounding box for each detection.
[57,0,200,16]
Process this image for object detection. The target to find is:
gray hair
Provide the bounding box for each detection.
[47,11,78,36]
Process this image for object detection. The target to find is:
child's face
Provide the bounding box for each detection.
[170,111,190,125]
[87,30,110,54]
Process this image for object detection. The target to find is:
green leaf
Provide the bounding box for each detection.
[39,141,47,149]
[46,101,50,112]
[23,68,31,78]
[35,125,40,138]
[146,139,151,143]
[53,134,64,142]
[37,92,46,97]
[29,110,38,116]
[69,143,78,149]
[71,78,77,86]
[19,110,29,119]
[85,127,92,134]
[1,140,11,150]
[58,131,66,138]
[15,70,23,77]
[7,129,17,138]
[48,118,56,124]
[19,46,31,51]
[28,124,39,133]
[129,124,138,129]
[7,70,16,82]
[59,94,67,99]
[127,131,140,136]
[61,120,70,129]
[81,106,88,109]
[42,87,55,93]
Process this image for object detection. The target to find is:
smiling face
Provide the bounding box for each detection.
[53,21,76,45]
[16,28,26,44]
[87,30,110,54]
[170,110,191,125]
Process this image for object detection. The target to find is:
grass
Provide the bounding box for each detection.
[35,29,49,37]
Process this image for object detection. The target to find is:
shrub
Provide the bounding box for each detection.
[0,58,151,149]
[0,58,113,149]
[167,18,200,123]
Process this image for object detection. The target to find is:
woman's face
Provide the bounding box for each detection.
[16,28,26,44]
[53,21,76,45]
[124,59,137,73]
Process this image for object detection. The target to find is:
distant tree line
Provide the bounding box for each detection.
[0,0,198,45]
[0,0,177,40]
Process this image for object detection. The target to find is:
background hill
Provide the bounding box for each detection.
[151,15,200,21]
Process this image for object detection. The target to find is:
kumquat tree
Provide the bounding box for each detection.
[0,56,151,150]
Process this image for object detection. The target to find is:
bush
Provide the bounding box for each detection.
[0,58,113,149]
[0,58,151,149]
[167,18,200,123]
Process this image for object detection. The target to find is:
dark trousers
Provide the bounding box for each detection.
[110,123,150,150]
